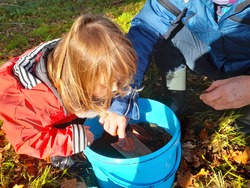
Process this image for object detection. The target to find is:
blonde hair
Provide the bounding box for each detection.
[47,14,137,115]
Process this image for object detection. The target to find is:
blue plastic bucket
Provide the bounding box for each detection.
[84,98,181,188]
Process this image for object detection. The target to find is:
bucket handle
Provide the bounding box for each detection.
[95,143,182,188]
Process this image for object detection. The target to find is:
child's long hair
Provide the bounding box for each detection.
[47,14,137,115]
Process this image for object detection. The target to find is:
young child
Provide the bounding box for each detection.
[0,14,137,168]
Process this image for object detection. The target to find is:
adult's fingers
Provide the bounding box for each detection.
[200,88,222,103]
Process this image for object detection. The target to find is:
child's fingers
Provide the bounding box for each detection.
[84,126,90,130]
[85,129,94,146]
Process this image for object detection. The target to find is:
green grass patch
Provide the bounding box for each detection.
[0,160,16,187]
[5,34,28,52]
[0,0,144,61]
[29,166,63,188]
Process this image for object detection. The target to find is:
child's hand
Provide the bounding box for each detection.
[84,126,94,147]
[99,111,128,147]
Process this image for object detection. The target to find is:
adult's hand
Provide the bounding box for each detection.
[99,111,128,146]
[200,76,250,110]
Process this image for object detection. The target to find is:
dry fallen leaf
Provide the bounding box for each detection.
[182,147,200,167]
[204,119,214,129]
[13,185,24,188]
[61,178,77,188]
[76,182,88,188]
[231,146,250,165]
[182,148,193,163]
[177,170,194,187]
[0,143,11,152]
[192,154,201,168]
[182,141,196,149]
[199,129,207,140]
[44,156,51,163]
[61,178,87,188]
[193,168,209,178]
[179,159,189,171]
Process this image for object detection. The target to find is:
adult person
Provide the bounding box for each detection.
[102,0,250,139]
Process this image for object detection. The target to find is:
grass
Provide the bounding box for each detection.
[207,169,227,188]
[1,0,250,187]
[0,0,145,61]
[207,115,249,187]
[212,113,246,151]
[180,112,249,187]
[28,166,63,188]
[0,160,15,187]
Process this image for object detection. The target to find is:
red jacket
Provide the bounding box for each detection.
[0,40,86,159]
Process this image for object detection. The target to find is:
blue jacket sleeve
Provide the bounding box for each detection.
[109,0,174,120]
[127,25,159,88]
[109,89,139,120]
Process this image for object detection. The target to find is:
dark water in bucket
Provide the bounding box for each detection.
[90,131,124,158]
[90,122,172,158]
